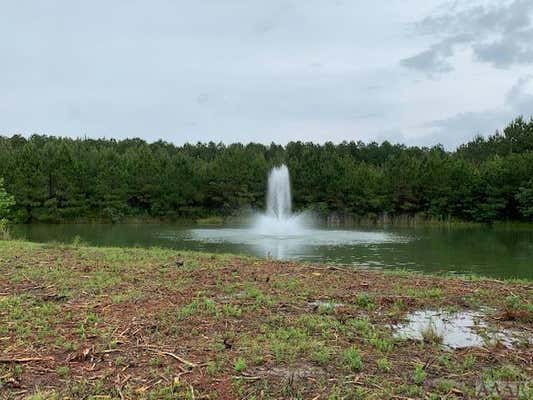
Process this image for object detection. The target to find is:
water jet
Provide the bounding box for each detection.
[189,164,401,260]
[253,164,308,236]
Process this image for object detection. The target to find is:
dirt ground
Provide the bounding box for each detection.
[0,241,531,399]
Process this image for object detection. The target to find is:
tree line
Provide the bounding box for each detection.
[1,117,533,224]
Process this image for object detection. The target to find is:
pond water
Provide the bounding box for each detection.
[393,309,527,349]
[11,223,533,280]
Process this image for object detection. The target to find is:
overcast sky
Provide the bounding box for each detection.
[1,0,533,149]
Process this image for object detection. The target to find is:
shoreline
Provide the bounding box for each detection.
[0,240,531,399]
[9,214,533,229]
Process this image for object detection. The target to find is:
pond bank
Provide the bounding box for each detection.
[12,211,533,229]
[0,241,531,399]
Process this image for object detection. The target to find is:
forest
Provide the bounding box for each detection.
[1,117,533,224]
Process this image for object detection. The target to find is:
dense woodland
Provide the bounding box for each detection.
[1,117,533,224]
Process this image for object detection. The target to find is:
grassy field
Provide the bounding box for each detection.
[0,240,531,399]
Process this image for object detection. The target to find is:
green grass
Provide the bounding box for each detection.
[421,321,443,345]
[311,345,333,365]
[0,239,531,399]
[377,357,391,372]
[413,364,427,385]
[233,357,247,373]
[342,346,363,372]
[355,293,375,309]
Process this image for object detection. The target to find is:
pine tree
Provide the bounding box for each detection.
[0,178,15,238]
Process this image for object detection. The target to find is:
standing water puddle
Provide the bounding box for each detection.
[393,310,527,349]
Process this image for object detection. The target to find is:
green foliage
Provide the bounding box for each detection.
[355,293,375,309]
[369,334,394,353]
[377,357,391,372]
[342,346,363,371]
[311,345,333,365]
[0,117,533,223]
[233,357,247,373]
[413,364,427,385]
[0,178,15,238]
[516,179,533,220]
[0,178,15,219]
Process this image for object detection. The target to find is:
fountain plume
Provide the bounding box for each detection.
[253,164,308,236]
[266,165,292,220]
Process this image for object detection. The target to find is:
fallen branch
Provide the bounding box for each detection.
[159,351,197,369]
[232,375,261,381]
[0,357,53,363]
[137,345,197,369]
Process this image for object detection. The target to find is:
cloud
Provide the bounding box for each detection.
[473,28,533,67]
[506,75,533,115]
[422,75,533,148]
[424,110,511,148]
[400,34,470,76]
[0,1,529,148]
[402,0,533,75]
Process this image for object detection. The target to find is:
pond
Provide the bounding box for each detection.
[11,223,533,280]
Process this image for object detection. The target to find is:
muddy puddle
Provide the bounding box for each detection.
[393,309,531,349]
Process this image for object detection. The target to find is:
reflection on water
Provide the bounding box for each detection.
[10,223,533,279]
[394,309,530,349]
[187,228,405,260]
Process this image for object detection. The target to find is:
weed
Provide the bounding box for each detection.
[438,354,453,368]
[413,364,427,385]
[370,334,394,353]
[505,295,522,310]
[222,304,243,318]
[435,379,456,394]
[461,354,476,371]
[343,346,363,372]
[56,366,70,378]
[311,345,332,365]
[397,383,424,397]
[355,293,375,309]
[377,357,391,372]
[233,357,247,373]
[149,356,163,367]
[177,297,219,320]
[317,301,337,315]
[406,287,443,299]
[273,278,300,291]
[71,235,86,247]
[421,320,443,344]
[268,327,313,364]
[206,359,223,375]
[347,317,373,338]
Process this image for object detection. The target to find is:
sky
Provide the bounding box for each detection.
[1,0,533,149]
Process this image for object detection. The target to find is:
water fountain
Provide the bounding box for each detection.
[266,165,292,220]
[252,164,308,236]
[188,164,401,260]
